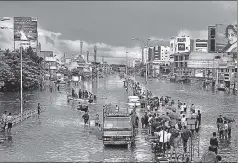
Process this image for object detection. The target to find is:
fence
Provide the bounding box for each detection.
[12,109,42,127]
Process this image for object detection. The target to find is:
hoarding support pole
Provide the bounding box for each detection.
[14,41,15,51]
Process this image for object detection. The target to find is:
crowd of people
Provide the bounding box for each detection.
[125,78,229,162]
[69,88,97,104]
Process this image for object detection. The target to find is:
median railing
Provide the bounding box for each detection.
[11,109,43,127]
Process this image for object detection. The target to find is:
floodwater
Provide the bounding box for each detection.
[0,74,237,162]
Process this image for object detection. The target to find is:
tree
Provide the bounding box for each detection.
[4,49,10,56]
[0,50,45,91]
[26,46,34,56]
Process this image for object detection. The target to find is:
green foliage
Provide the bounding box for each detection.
[0,49,44,91]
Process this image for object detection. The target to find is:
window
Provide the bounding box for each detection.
[196,43,207,47]
[235,68,237,72]
[211,39,215,52]
[221,69,223,72]
[211,28,215,38]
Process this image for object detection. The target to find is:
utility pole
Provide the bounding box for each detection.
[20,46,23,121]
[86,51,89,62]
[94,45,97,63]
[126,52,128,79]
[80,41,83,55]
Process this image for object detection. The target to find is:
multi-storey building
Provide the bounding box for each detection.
[160,46,170,64]
[132,59,141,68]
[194,39,208,52]
[148,47,154,62]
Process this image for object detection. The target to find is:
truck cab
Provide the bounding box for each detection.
[102,105,136,146]
[128,96,141,107]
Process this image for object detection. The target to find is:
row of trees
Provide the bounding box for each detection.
[0,47,45,91]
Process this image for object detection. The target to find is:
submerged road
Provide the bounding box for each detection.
[134,76,237,162]
[0,75,154,162]
[0,74,237,162]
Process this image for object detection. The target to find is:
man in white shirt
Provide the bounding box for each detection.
[147,105,151,112]
[155,127,168,152]
[115,105,119,112]
[181,115,187,127]
[1,111,7,131]
[191,110,197,119]
[6,113,13,133]
[183,103,187,113]
[180,104,184,114]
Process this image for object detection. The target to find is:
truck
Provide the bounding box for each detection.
[102,104,137,146]
[128,96,141,107]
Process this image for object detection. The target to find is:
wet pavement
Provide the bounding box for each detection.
[0,74,237,162]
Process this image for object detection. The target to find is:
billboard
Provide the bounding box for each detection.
[40,51,53,59]
[178,43,185,51]
[14,17,37,41]
[215,24,237,53]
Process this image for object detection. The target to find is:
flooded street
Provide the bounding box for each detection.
[135,76,238,162]
[0,74,237,162]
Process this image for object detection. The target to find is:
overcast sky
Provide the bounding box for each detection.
[0,1,237,63]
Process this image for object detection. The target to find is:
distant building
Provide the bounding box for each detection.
[154,45,161,61]
[160,46,170,64]
[170,36,191,55]
[207,25,216,53]
[194,39,208,52]
[148,47,154,62]
[132,59,141,68]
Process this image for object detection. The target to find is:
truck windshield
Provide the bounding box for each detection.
[104,117,131,129]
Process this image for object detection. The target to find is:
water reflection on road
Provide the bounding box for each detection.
[0,75,154,162]
[0,74,237,162]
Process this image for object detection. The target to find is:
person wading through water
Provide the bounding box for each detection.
[6,113,13,133]
[37,103,41,117]
[210,132,219,154]
[1,111,7,131]
[82,112,89,125]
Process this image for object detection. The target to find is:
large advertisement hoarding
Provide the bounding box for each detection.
[215,24,237,53]
[178,43,185,51]
[14,17,38,41]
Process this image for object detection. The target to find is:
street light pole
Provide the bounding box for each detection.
[20,45,23,121]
